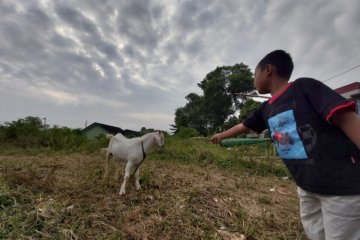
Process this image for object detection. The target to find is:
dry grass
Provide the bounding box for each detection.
[0,150,306,239]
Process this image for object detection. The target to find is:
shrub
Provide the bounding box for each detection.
[173,127,199,139]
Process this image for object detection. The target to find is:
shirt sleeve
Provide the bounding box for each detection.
[297,78,356,122]
[242,102,267,133]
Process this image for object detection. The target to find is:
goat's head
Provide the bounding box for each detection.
[154,131,165,147]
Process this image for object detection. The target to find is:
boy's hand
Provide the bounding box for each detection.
[210,123,250,144]
[210,133,222,144]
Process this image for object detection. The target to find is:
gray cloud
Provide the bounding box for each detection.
[1,0,360,131]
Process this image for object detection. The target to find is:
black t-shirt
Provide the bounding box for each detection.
[243,78,360,195]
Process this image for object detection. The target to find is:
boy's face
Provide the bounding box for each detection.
[254,65,270,94]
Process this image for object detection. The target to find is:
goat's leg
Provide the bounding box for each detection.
[135,168,141,191]
[103,153,111,179]
[119,162,132,195]
[114,158,121,181]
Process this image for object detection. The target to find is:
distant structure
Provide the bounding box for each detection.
[334,82,360,114]
[82,122,139,139]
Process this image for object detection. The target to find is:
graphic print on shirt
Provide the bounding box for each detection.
[268,110,308,159]
[297,124,317,153]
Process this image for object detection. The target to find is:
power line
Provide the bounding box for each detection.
[235,64,360,98]
[323,64,360,83]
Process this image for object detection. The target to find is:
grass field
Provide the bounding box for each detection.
[0,138,307,239]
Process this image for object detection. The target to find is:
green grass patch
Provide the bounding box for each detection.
[149,136,289,177]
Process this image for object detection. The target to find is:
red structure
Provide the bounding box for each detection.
[334,82,360,114]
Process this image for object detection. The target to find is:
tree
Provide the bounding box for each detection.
[174,63,256,135]
[221,116,240,131]
[173,93,208,135]
[2,116,45,147]
[238,98,261,122]
[201,75,233,133]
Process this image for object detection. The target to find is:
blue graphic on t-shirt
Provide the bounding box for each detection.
[268,110,308,159]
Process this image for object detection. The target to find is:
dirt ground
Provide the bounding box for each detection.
[0,153,307,239]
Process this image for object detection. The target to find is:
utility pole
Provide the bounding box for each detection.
[42,117,46,130]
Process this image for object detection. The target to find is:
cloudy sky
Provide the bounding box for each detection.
[1,0,360,131]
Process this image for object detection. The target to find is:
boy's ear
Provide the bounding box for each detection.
[265,64,270,72]
[265,64,273,76]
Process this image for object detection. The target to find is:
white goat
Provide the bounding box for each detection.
[103,132,165,195]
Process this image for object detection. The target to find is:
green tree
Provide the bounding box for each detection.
[201,75,233,133]
[174,63,256,134]
[173,127,199,139]
[221,116,240,131]
[3,116,45,147]
[238,98,261,122]
[173,93,208,135]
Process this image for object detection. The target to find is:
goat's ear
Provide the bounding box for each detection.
[154,133,160,142]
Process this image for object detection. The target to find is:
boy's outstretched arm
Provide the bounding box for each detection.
[332,110,360,150]
[210,123,251,144]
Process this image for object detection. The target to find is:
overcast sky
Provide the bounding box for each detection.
[1,0,360,131]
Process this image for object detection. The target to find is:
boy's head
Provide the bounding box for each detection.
[254,50,294,94]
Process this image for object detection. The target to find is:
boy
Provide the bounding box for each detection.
[211,50,360,240]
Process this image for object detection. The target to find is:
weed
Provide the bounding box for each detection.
[258,196,272,205]
[235,207,247,220]
[139,169,152,187]
[155,206,165,217]
[244,223,258,239]
[143,209,151,217]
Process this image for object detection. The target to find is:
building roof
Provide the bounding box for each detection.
[82,122,140,137]
[82,122,123,134]
[334,82,360,99]
[335,82,360,94]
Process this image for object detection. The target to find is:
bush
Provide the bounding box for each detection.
[0,116,94,151]
[79,134,109,153]
[40,127,87,150]
[1,116,43,148]
[173,127,199,139]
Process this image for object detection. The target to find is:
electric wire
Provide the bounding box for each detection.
[323,64,360,83]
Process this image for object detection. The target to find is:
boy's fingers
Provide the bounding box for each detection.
[210,137,219,144]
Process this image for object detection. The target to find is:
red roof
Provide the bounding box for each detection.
[335,82,360,94]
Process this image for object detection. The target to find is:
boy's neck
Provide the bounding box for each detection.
[269,78,290,96]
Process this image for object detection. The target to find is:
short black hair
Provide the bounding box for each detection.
[258,50,294,79]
